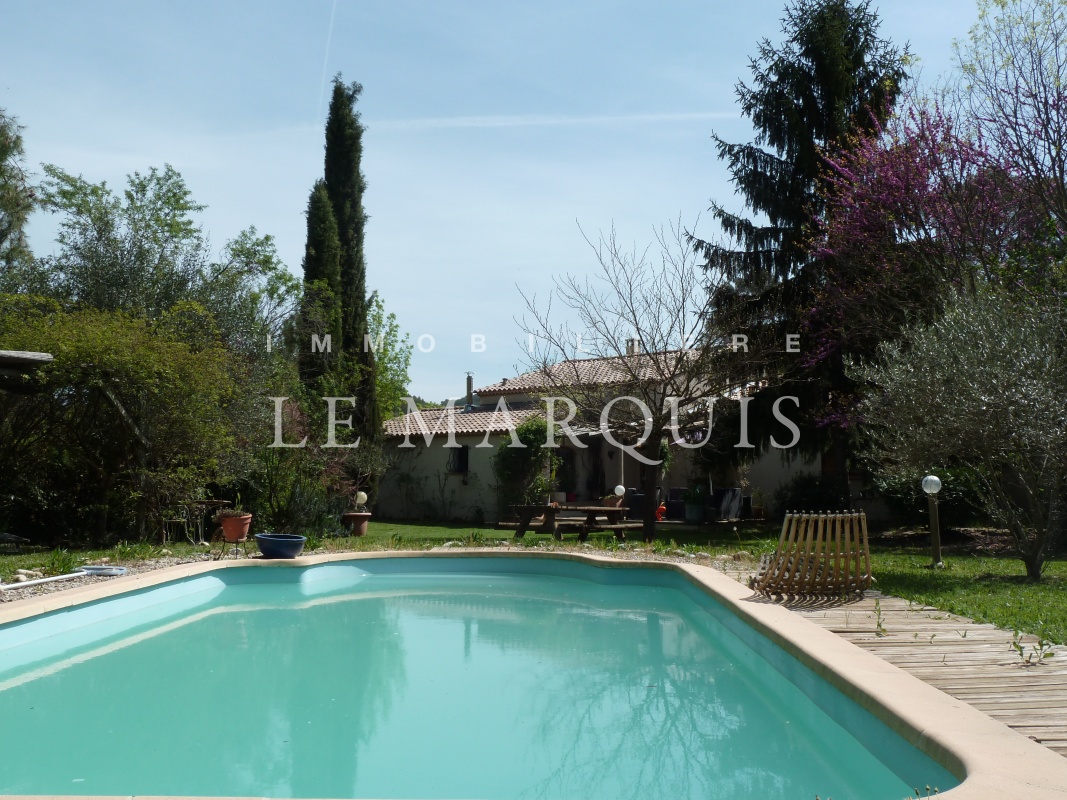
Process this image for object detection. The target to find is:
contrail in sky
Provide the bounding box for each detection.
[373,111,740,131]
[316,0,339,124]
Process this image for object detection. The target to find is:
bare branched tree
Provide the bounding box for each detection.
[957,0,1067,237]
[518,217,781,541]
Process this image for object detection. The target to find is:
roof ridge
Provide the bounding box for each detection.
[475,348,690,393]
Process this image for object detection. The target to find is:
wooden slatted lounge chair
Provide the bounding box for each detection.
[749,511,872,599]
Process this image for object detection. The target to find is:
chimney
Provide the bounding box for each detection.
[626,338,642,356]
[465,372,474,409]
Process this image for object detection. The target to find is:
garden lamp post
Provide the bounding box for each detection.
[922,475,943,568]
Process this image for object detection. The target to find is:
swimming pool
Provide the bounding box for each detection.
[0,553,1059,799]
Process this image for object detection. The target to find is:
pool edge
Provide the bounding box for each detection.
[1,549,1065,800]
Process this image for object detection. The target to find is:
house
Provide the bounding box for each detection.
[0,350,53,393]
[377,350,819,523]
[378,387,543,523]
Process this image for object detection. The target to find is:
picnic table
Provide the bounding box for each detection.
[502,504,642,542]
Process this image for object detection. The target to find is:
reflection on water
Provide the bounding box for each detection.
[0,567,950,799]
[0,582,407,798]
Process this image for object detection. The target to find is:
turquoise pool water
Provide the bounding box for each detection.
[0,557,958,799]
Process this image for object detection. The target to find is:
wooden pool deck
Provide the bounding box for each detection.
[760,589,1067,758]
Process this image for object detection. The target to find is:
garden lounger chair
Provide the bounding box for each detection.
[749,511,872,598]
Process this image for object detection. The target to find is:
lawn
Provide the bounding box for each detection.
[867,551,1067,644]
[2,520,1064,643]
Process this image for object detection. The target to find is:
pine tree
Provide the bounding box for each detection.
[694,0,909,493]
[298,180,342,383]
[701,0,908,289]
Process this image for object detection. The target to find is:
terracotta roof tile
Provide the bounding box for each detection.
[383,405,542,438]
[475,351,692,396]
[385,351,700,438]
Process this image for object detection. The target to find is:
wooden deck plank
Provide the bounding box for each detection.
[754,583,1067,760]
[952,690,1067,700]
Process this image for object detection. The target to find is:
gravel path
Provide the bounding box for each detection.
[0,554,215,603]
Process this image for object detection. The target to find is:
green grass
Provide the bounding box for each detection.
[0,540,184,580]
[868,550,1067,644]
[644,522,1067,644]
[325,519,781,551]
[3,520,1064,644]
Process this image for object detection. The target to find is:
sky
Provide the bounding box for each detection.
[2,0,981,402]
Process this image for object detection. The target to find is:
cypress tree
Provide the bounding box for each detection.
[302,180,342,296]
[323,77,369,355]
[298,180,342,383]
[321,75,379,445]
[694,0,909,493]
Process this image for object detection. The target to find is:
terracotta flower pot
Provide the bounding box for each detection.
[342,511,372,537]
[219,513,252,542]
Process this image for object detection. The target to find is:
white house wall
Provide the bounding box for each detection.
[377,433,718,524]
[377,435,500,524]
[376,427,861,524]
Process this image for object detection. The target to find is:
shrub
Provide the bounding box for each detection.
[773,473,848,518]
[491,418,559,518]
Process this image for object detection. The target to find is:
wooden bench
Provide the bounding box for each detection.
[589,521,643,542]
[562,519,644,542]
[499,505,636,542]
[749,511,872,598]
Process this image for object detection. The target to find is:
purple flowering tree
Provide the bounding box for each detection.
[807,100,1041,376]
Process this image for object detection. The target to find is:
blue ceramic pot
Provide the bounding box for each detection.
[254,533,307,559]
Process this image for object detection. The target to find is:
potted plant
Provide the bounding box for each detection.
[682,485,705,524]
[342,491,372,537]
[215,496,252,543]
[601,485,626,508]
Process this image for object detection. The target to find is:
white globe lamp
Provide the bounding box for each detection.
[921,475,943,568]
[921,475,941,495]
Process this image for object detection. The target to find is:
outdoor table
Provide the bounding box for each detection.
[187,499,232,545]
[507,504,634,542]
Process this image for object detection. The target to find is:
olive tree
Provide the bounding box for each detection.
[853,290,1067,579]
[32,164,298,344]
